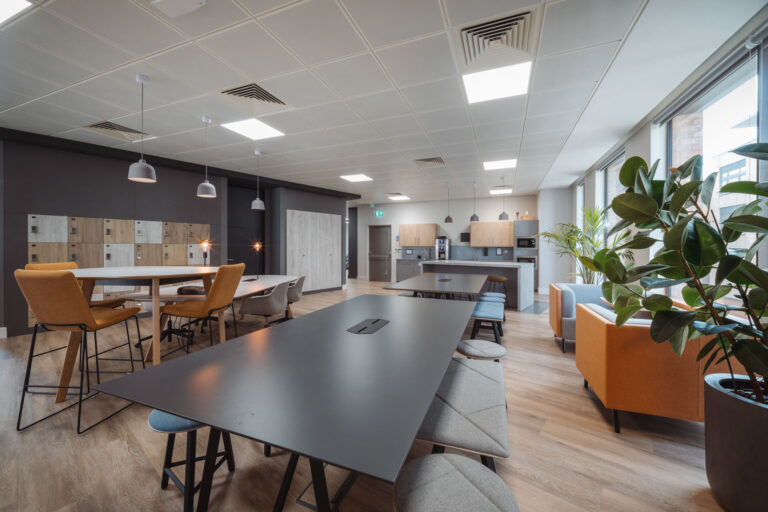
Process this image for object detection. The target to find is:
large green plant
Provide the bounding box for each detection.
[539,207,632,284]
[580,147,768,403]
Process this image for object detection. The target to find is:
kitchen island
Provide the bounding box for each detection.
[419,260,535,311]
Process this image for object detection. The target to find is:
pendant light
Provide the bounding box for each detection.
[444,183,453,223]
[470,181,479,222]
[498,176,509,220]
[251,150,265,210]
[196,116,216,198]
[128,74,157,183]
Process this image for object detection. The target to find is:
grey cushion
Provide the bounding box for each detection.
[148,409,203,433]
[417,358,509,458]
[457,339,506,360]
[471,301,504,321]
[560,283,606,318]
[481,292,506,299]
[395,454,519,512]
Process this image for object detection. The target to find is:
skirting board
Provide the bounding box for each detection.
[0,327,7,339]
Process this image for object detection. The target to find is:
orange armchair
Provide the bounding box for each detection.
[575,303,736,432]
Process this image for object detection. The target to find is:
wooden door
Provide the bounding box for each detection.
[135,220,162,244]
[187,244,205,265]
[68,217,103,243]
[163,244,187,265]
[163,222,187,244]
[104,219,135,244]
[68,243,102,268]
[28,243,68,264]
[135,244,163,266]
[28,214,67,242]
[187,223,210,244]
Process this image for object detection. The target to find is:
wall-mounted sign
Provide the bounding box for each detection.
[374,209,384,218]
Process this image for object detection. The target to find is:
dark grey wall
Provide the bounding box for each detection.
[269,187,347,287]
[227,184,265,275]
[2,140,226,336]
[348,207,357,278]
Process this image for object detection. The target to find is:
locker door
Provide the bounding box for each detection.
[135,220,162,244]
[135,244,163,266]
[104,219,135,244]
[68,217,103,243]
[104,244,134,292]
[163,244,187,265]
[188,244,205,265]
[163,222,187,244]
[28,243,68,264]
[28,214,67,242]
[187,223,211,244]
[68,243,103,268]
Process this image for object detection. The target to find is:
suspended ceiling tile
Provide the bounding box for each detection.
[532,42,618,94]
[427,125,475,146]
[474,119,524,142]
[0,62,59,100]
[301,101,363,128]
[526,83,596,118]
[416,106,471,132]
[476,137,520,156]
[42,88,131,121]
[260,0,366,65]
[468,96,526,126]
[134,0,249,37]
[437,141,479,157]
[524,110,580,135]
[347,90,409,120]
[443,0,536,26]
[55,127,131,147]
[400,77,465,112]
[341,0,445,48]
[313,53,392,98]
[258,109,325,134]
[326,122,379,143]
[239,0,302,16]
[259,69,337,108]
[145,44,248,94]
[376,34,457,87]
[0,107,76,135]
[369,114,424,138]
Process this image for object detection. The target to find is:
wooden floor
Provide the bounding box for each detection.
[0,279,722,512]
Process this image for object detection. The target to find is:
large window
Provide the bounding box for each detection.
[575,182,585,230]
[602,153,626,226]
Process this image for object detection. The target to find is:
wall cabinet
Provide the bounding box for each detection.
[469,221,514,247]
[135,220,162,244]
[68,217,103,244]
[399,223,437,247]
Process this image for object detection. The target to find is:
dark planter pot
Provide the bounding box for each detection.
[705,373,768,512]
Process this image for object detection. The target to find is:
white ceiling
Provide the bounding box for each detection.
[0,0,764,204]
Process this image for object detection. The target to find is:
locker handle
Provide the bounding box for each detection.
[165,253,169,259]
[71,254,77,260]
[31,226,38,233]
[71,227,77,234]
[106,228,112,235]
[106,253,111,261]
[31,254,38,261]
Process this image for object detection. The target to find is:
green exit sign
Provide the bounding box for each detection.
[374,209,384,217]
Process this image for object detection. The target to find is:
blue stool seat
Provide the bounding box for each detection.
[472,302,504,321]
[148,409,203,433]
[479,296,505,303]
[481,292,506,299]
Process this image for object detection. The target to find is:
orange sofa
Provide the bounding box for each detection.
[575,303,737,432]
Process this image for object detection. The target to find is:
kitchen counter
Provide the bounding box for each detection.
[419,259,535,311]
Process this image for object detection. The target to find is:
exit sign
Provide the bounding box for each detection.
[374,210,384,217]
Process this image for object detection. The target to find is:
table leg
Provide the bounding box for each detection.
[309,458,331,512]
[144,313,168,364]
[152,278,161,366]
[195,427,221,512]
[273,452,299,512]
[56,279,95,403]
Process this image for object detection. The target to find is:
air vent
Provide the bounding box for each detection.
[219,83,290,116]
[85,121,147,142]
[459,12,533,66]
[414,157,445,168]
[221,83,285,105]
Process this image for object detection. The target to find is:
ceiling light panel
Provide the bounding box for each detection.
[483,159,517,171]
[0,0,31,25]
[340,174,372,182]
[221,118,285,141]
[462,62,532,104]
[388,194,410,201]
[490,187,513,195]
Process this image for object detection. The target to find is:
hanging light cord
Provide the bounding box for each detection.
[139,82,145,159]
[473,182,477,212]
[204,120,209,181]
[447,183,450,215]
[256,153,260,199]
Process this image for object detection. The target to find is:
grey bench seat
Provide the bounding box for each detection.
[416,358,508,471]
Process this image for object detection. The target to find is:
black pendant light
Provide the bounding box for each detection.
[499,176,509,220]
[444,183,453,223]
[470,182,479,222]
[251,150,265,210]
[196,116,216,198]
[128,74,156,183]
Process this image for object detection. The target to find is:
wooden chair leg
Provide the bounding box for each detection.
[161,433,175,489]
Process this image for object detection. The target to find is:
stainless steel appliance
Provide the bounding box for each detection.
[516,237,536,248]
[516,255,538,289]
[435,237,450,260]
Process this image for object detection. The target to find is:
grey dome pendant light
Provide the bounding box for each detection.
[499,176,509,220]
[128,74,157,183]
[470,181,479,222]
[444,183,453,223]
[251,150,265,210]
[196,116,216,198]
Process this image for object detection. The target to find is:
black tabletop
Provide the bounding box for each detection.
[95,294,475,483]
[384,272,487,295]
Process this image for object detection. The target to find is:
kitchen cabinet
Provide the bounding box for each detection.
[104,219,135,244]
[68,217,103,244]
[398,223,437,247]
[396,259,422,282]
[470,221,514,247]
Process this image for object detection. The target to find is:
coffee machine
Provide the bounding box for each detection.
[435,236,450,260]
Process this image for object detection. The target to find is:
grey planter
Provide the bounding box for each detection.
[705,373,768,512]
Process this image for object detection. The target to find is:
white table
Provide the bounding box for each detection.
[125,274,296,303]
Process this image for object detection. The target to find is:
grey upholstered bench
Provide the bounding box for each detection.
[416,358,508,471]
[394,454,519,512]
[456,338,507,361]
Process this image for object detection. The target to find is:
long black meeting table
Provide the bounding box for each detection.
[95,294,475,511]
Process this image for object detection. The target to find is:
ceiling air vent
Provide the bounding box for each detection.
[85,121,147,142]
[220,83,289,116]
[414,157,446,168]
[222,83,285,105]
[459,12,533,66]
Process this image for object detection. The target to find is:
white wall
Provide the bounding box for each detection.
[537,187,573,294]
[356,195,538,280]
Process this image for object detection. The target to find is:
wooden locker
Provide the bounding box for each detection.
[314,213,341,290]
[104,219,135,244]
[28,243,68,264]
[163,244,187,266]
[135,220,162,244]
[163,222,187,244]
[104,244,134,292]
[28,214,67,242]
[135,243,163,266]
[187,244,205,265]
[68,243,103,268]
[187,223,211,244]
[68,217,103,243]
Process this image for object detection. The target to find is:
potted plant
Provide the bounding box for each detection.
[579,148,767,512]
[539,207,633,284]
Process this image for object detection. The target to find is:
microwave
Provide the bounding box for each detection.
[516,237,536,248]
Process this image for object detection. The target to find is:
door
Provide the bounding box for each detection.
[368,225,391,282]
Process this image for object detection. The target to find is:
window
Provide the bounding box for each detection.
[601,153,625,227]
[576,182,585,230]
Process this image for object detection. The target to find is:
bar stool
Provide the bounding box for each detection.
[148,410,235,512]
[486,275,508,296]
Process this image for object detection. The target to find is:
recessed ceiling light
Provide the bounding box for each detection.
[490,188,513,196]
[221,118,284,141]
[462,62,532,104]
[130,136,158,143]
[483,159,517,171]
[340,174,372,182]
[388,194,410,201]
[0,0,31,25]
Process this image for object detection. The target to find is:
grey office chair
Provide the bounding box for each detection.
[239,281,290,325]
[285,276,305,319]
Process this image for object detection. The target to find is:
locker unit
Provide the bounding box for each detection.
[104,243,134,292]
[187,223,211,244]
[286,210,342,292]
[68,217,103,244]
[28,214,67,243]
[104,219,135,244]
[68,243,103,268]
[163,244,187,265]
[135,243,163,266]
[135,220,163,244]
[187,244,205,265]
[28,243,68,264]
[163,222,187,244]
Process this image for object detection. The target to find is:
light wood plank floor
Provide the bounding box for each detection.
[0,279,722,511]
